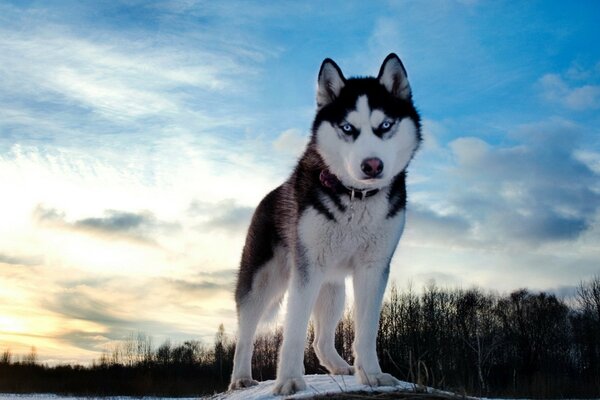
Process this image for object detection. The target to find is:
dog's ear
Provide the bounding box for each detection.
[317,58,346,108]
[378,53,411,100]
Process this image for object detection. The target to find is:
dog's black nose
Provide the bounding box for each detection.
[361,157,384,178]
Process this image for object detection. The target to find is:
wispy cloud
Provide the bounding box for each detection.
[34,206,179,244]
[406,206,472,248]
[272,129,309,158]
[0,253,41,267]
[0,260,237,360]
[0,31,226,119]
[189,200,253,234]
[0,1,279,153]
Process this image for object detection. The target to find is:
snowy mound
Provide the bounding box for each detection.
[213,374,420,400]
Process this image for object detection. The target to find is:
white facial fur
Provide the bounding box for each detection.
[316,95,419,190]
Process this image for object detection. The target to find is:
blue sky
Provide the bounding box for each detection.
[1,0,599,364]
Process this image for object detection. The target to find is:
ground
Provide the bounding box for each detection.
[211,374,467,400]
[0,375,470,400]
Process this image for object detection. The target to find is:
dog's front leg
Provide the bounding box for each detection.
[352,262,400,387]
[273,260,322,395]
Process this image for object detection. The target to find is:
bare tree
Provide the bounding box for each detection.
[577,275,600,321]
[1,349,12,365]
[156,340,172,365]
[23,346,38,365]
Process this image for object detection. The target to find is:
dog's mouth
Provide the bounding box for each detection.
[343,177,386,192]
[355,173,386,186]
[359,175,384,182]
[321,169,384,192]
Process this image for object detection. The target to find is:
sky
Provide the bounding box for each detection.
[1,0,599,365]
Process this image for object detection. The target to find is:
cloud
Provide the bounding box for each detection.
[55,331,113,354]
[0,253,41,267]
[405,205,472,248]
[33,206,178,244]
[189,199,253,234]
[574,150,600,175]
[410,271,464,288]
[1,31,206,120]
[50,289,126,326]
[447,121,599,245]
[41,271,237,353]
[0,0,278,151]
[160,276,233,298]
[538,73,600,110]
[159,269,236,298]
[544,285,579,300]
[409,118,600,249]
[33,206,66,223]
[75,211,154,232]
[73,210,180,239]
[273,129,308,158]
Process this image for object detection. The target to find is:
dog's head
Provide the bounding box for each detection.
[312,54,421,191]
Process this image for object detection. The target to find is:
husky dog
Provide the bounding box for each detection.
[229,54,421,395]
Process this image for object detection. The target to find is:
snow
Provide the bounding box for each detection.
[0,395,198,400]
[0,396,198,400]
[211,374,423,400]
[0,374,440,400]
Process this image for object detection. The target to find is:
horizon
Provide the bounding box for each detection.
[1,277,595,365]
[1,0,599,365]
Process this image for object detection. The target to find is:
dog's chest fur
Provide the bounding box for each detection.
[297,190,405,278]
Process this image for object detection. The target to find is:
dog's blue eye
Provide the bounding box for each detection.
[340,123,354,134]
[381,120,393,130]
[374,120,396,137]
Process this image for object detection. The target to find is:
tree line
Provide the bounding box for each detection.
[1,277,598,397]
[373,279,600,398]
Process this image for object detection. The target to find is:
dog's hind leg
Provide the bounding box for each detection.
[273,266,323,395]
[230,255,289,390]
[229,296,262,390]
[312,282,354,375]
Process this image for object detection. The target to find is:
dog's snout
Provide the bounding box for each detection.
[360,157,384,178]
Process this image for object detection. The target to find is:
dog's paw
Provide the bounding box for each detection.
[357,371,400,387]
[229,377,259,390]
[272,376,306,395]
[328,365,355,375]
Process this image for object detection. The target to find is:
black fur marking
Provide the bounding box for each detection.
[386,171,407,219]
[372,119,396,139]
[319,169,378,201]
[310,191,336,221]
[321,188,347,213]
[295,241,311,286]
[235,187,283,304]
[382,261,391,283]
[338,123,360,141]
